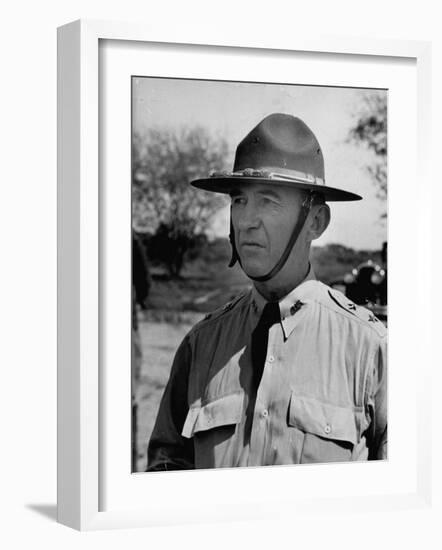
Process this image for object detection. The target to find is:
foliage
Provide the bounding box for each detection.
[145,225,209,278]
[348,93,387,213]
[132,126,229,276]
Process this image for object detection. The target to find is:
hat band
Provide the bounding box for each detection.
[209,167,324,187]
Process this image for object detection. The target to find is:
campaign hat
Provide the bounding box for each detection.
[191,113,362,201]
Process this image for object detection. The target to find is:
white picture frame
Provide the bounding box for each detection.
[57,19,432,531]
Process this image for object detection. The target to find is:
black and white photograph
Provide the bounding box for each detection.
[131,77,388,473]
[3,0,438,542]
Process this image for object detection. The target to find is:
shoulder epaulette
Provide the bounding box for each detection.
[202,292,247,322]
[326,288,387,337]
[189,292,248,335]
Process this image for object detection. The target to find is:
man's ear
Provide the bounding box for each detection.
[307,203,331,241]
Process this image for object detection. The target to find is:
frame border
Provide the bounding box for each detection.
[57,19,432,531]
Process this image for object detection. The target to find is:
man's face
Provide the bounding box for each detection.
[230,182,306,279]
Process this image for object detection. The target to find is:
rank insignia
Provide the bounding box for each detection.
[290,300,304,316]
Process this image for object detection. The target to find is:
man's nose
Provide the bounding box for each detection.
[237,204,261,231]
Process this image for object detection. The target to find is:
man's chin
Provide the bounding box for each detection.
[239,259,270,279]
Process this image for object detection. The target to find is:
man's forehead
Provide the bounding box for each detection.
[229,182,303,199]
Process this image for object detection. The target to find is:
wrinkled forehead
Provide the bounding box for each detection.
[228,181,307,201]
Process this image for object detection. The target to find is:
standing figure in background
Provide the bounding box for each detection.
[132,232,151,471]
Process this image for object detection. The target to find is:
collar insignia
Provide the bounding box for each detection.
[290,300,304,316]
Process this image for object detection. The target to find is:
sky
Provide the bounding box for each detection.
[132,77,387,251]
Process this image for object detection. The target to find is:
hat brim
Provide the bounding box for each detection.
[191,176,362,202]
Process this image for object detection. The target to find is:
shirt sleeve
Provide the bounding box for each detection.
[146,335,195,471]
[365,334,388,460]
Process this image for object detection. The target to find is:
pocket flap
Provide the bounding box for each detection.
[288,393,358,445]
[182,392,243,438]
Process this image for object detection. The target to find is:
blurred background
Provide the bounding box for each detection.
[131,78,388,472]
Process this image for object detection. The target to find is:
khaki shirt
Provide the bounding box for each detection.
[147,277,387,470]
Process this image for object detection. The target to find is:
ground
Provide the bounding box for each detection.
[134,315,202,472]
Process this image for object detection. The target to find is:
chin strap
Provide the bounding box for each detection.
[228,192,315,282]
[228,215,240,268]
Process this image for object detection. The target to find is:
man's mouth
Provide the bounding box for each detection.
[240,241,265,249]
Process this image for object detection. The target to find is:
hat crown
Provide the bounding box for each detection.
[233,113,324,180]
[190,112,362,201]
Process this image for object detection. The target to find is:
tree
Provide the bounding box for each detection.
[132,126,229,277]
[348,92,387,214]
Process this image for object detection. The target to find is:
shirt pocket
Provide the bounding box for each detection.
[181,391,243,438]
[288,392,360,464]
[182,391,244,469]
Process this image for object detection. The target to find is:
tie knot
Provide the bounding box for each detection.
[260,301,280,328]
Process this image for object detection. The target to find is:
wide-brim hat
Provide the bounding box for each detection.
[191,113,362,202]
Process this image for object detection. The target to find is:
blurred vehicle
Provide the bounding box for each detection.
[330,259,387,322]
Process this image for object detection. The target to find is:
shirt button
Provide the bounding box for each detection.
[262,409,269,418]
[268,356,275,363]
[324,424,331,434]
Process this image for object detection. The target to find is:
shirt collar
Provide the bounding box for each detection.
[250,263,319,339]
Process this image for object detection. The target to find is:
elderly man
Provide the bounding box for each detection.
[147,113,387,470]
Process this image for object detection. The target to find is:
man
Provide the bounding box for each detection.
[147,113,387,470]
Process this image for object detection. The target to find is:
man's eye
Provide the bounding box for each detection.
[232,197,246,206]
[260,196,277,206]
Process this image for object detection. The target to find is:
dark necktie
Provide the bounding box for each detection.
[251,301,281,391]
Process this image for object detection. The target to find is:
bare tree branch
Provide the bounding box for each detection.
[132,126,229,276]
[348,92,387,215]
